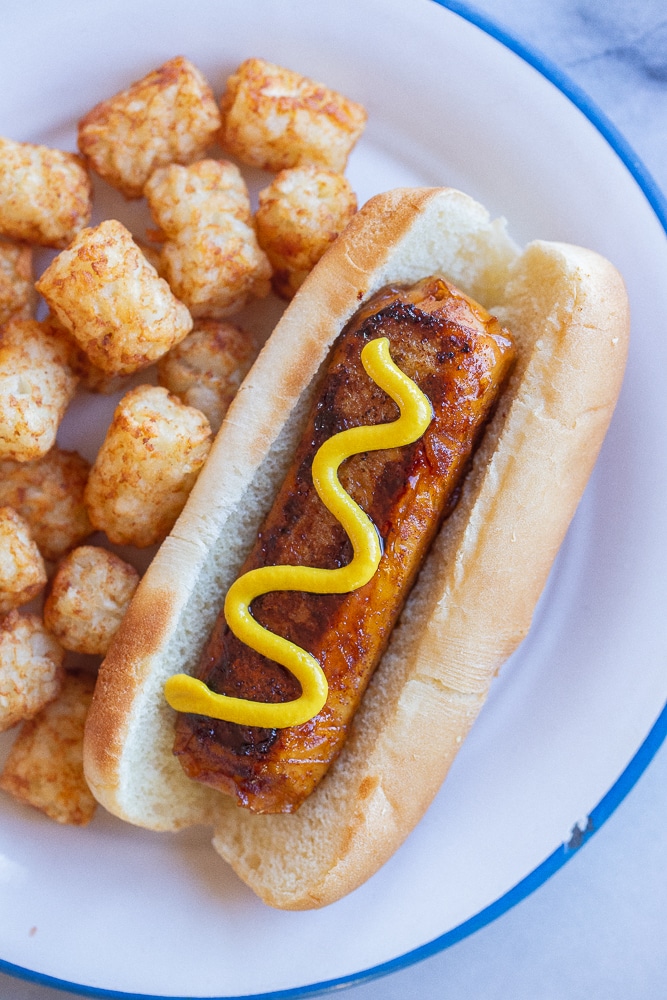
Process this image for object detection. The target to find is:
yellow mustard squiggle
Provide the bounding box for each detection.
[164,337,433,729]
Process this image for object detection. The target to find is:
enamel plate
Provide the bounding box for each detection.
[0,0,666,996]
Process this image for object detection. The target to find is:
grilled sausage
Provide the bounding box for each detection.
[172,275,515,812]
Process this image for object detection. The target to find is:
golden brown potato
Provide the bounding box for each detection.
[84,385,212,547]
[219,58,367,173]
[0,447,92,561]
[144,161,271,318]
[0,611,64,732]
[256,166,357,298]
[144,159,252,235]
[44,546,139,655]
[44,309,137,396]
[78,56,221,199]
[35,219,193,375]
[0,318,78,462]
[72,357,136,396]
[0,670,96,825]
[0,136,92,248]
[53,333,132,397]
[160,225,271,319]
[0,239,34,326]
[0,507,47,614]
[135,238,165,275]
[157,319,258,433]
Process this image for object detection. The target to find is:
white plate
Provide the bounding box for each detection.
[1,0,666,996]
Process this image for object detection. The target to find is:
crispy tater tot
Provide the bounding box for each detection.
[0,507,47,614]
[44,546,139,655]
[55,330,133,395]
[84,385,212,547]
[78,56,221,199]
[71,355,136,395]
[157,319,258,433]
[0,137,92,248]
[0,448,92,561]
[0,318,78,462]
[35,219,193,375]
[135,238,165,275]
[0,670,96,825]
[0,611,64,732]
[256,166,357,298]
[44,310,137,396]
[219,58,367,173]
[0,239,34,325]
[145,161,271,318]
[144,159,252,235]
[159,224,271,319]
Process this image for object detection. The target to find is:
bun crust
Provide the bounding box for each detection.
[83,187,629,907]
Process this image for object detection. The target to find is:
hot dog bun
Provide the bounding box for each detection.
[83,187,629,908]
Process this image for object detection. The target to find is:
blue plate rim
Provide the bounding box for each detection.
[3,1,666,997]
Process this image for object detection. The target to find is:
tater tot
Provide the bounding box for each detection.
[0,611,64,732]
[160,222,271,319]
[0,239,34,325]
[0,448,92,561]
[157,319,258,433]
[71,354,136,395]
[44,309,136,396]
[35,219,193,375]
[84,385,212,547]
[78,56,221,199]
[135,238,165,275]
[0,507,47,614]
[0,318,78,462]
[145,161,271,318]
[52,323,132,395]
[256,166,357,298]
[44,546,139,655]
[144,159,252,236]
[0,670,96,825]
[0,136,92,248]
[219,58,367,173]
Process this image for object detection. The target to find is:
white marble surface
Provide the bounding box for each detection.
[1,1,666,998]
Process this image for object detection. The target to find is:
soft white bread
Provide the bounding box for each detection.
[83,187,629,907]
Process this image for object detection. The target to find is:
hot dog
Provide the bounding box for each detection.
[83,187,629,908]
[170,276,516,813]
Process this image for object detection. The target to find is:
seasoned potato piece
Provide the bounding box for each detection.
[0,507,47,614]
[157,319,258,433]
[0,611,64,732]
[0,136,92,248]
[135,238,165,275]
[159,224,271,319]
[145,161,271,318]
[0,448,92,561]
[0,239,34,325]
[55,328,133,395]
[44,310,137,396]
[144,159,252,235]
[71,355,136,395]
[44,546,139,655]
[0,670,96,825]
[78,56,221,199]
[219,58,367,173]
[256,166,357,298]
[84,385,212,547]
[0,318,78,462]
[35,219,193,375]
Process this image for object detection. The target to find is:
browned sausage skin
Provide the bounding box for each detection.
[173,276,515,813]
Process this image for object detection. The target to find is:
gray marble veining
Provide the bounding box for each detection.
[473,0,667,193]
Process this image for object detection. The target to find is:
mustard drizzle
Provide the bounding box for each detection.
[164,337,433,729]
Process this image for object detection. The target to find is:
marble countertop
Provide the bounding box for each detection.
[2,2,665,998]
